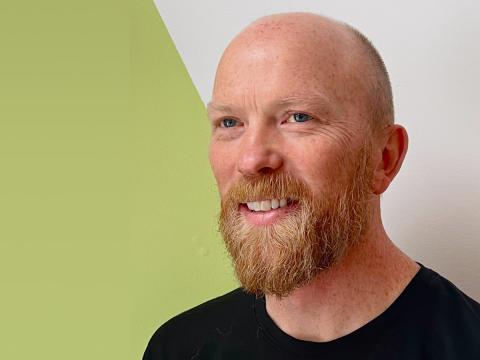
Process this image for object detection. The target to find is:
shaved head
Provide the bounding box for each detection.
[213,12,394,141]
[345,23,394,137]
[209,12,396,296]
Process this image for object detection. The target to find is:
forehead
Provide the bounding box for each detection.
[211,30,354,113]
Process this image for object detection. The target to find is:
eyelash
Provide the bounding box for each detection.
[220,118,240,128]
[215,112,315,129]
[287,112,314,123]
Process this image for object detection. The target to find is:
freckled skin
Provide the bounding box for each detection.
[208,14,375,201]
[207,12,418,342]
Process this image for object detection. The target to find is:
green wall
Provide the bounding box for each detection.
[0,1,235,358]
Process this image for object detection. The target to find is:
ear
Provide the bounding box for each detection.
[372,125,409,195]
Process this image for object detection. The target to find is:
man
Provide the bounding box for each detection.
[144,12,480,359]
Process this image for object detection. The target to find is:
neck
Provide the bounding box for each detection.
[265,213,420,342]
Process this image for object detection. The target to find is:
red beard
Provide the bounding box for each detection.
[219,144,373,297]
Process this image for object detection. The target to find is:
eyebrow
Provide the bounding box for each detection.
[207,94,333,112]
[277,94,336,113]
[207,93,338,117]
[206,102,235,114]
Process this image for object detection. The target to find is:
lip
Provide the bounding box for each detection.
[239,201,299,226]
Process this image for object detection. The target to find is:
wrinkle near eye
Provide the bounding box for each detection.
[285,119,354,147]
[324,121,357,147]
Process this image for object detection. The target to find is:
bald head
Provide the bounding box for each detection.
[209,14,403,295]
[212,12,393,140]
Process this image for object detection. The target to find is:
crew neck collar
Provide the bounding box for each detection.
[253,262,429,357]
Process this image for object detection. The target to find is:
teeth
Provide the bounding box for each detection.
[245,198,289,212]
[271,199,279,209]
[260,200,271,211]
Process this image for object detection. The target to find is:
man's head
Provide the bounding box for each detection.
[207,12,407,297]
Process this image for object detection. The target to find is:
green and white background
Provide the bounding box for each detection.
[0,0,478,359]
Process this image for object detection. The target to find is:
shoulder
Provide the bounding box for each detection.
[418,265,480,319]
[143,288,256,359]
[414,264,480,357]
[164,287,252,329]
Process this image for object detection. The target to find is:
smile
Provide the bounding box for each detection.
[244,198,289,212]
[239,199,298,226]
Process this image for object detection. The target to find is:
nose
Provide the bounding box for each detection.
[237,124,283,177]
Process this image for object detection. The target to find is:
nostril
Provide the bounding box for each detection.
[258,167,276,175]
[237,157,283,177]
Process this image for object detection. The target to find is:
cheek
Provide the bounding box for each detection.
[209,142,236,195]
[288,138,345,191]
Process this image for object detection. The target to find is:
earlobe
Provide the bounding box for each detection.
[372,125,409,195]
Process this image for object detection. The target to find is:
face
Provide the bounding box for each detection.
[207,29,374,297]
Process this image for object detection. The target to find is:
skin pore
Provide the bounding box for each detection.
[207,13,420,342]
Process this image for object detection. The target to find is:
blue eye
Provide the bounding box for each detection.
[221,118,238,128]
[291,113,312,123]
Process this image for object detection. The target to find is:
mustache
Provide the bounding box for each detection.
[221,172,313,205]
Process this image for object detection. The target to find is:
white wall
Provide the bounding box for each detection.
[154,0,480,300]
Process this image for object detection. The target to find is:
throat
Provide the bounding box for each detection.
[264,249,420,342]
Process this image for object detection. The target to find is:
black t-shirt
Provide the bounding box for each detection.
[143,263,480,359]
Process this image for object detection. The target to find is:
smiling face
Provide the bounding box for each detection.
[208,14,377,296]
